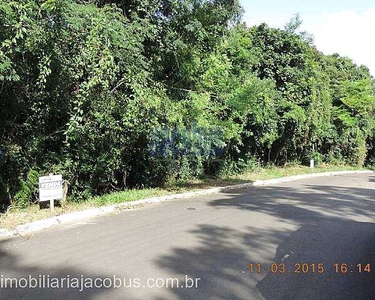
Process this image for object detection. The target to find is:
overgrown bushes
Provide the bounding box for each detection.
[0,0,374,209]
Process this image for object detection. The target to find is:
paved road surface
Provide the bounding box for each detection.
[1,173,375,299]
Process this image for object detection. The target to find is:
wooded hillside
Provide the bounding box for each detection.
[1,0,374,208]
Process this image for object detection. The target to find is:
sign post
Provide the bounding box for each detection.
[310,159,315,169]
[39,174,63,212]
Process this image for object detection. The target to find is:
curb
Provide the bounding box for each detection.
[1,170,373,240]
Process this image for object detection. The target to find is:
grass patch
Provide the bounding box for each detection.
[0,164,369,230]
[231,164,366,182]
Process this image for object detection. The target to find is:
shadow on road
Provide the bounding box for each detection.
[1,175,374,299]
[0,239,112,300]
[155,175,375,299]
[257,221,375,300]
[155,224,286,300]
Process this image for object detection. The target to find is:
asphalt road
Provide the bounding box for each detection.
[1,173,375,300]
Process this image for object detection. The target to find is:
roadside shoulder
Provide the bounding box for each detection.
[0,170,373,240]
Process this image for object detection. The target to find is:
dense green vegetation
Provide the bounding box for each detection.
[1,0,374,209]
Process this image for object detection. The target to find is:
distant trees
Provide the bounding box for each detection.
[0,0,374,208]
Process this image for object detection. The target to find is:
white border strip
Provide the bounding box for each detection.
[1,170,372,240]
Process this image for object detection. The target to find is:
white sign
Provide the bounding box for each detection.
[39,175,63,202]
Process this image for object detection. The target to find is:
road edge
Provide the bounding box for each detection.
[1,170,373,240]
